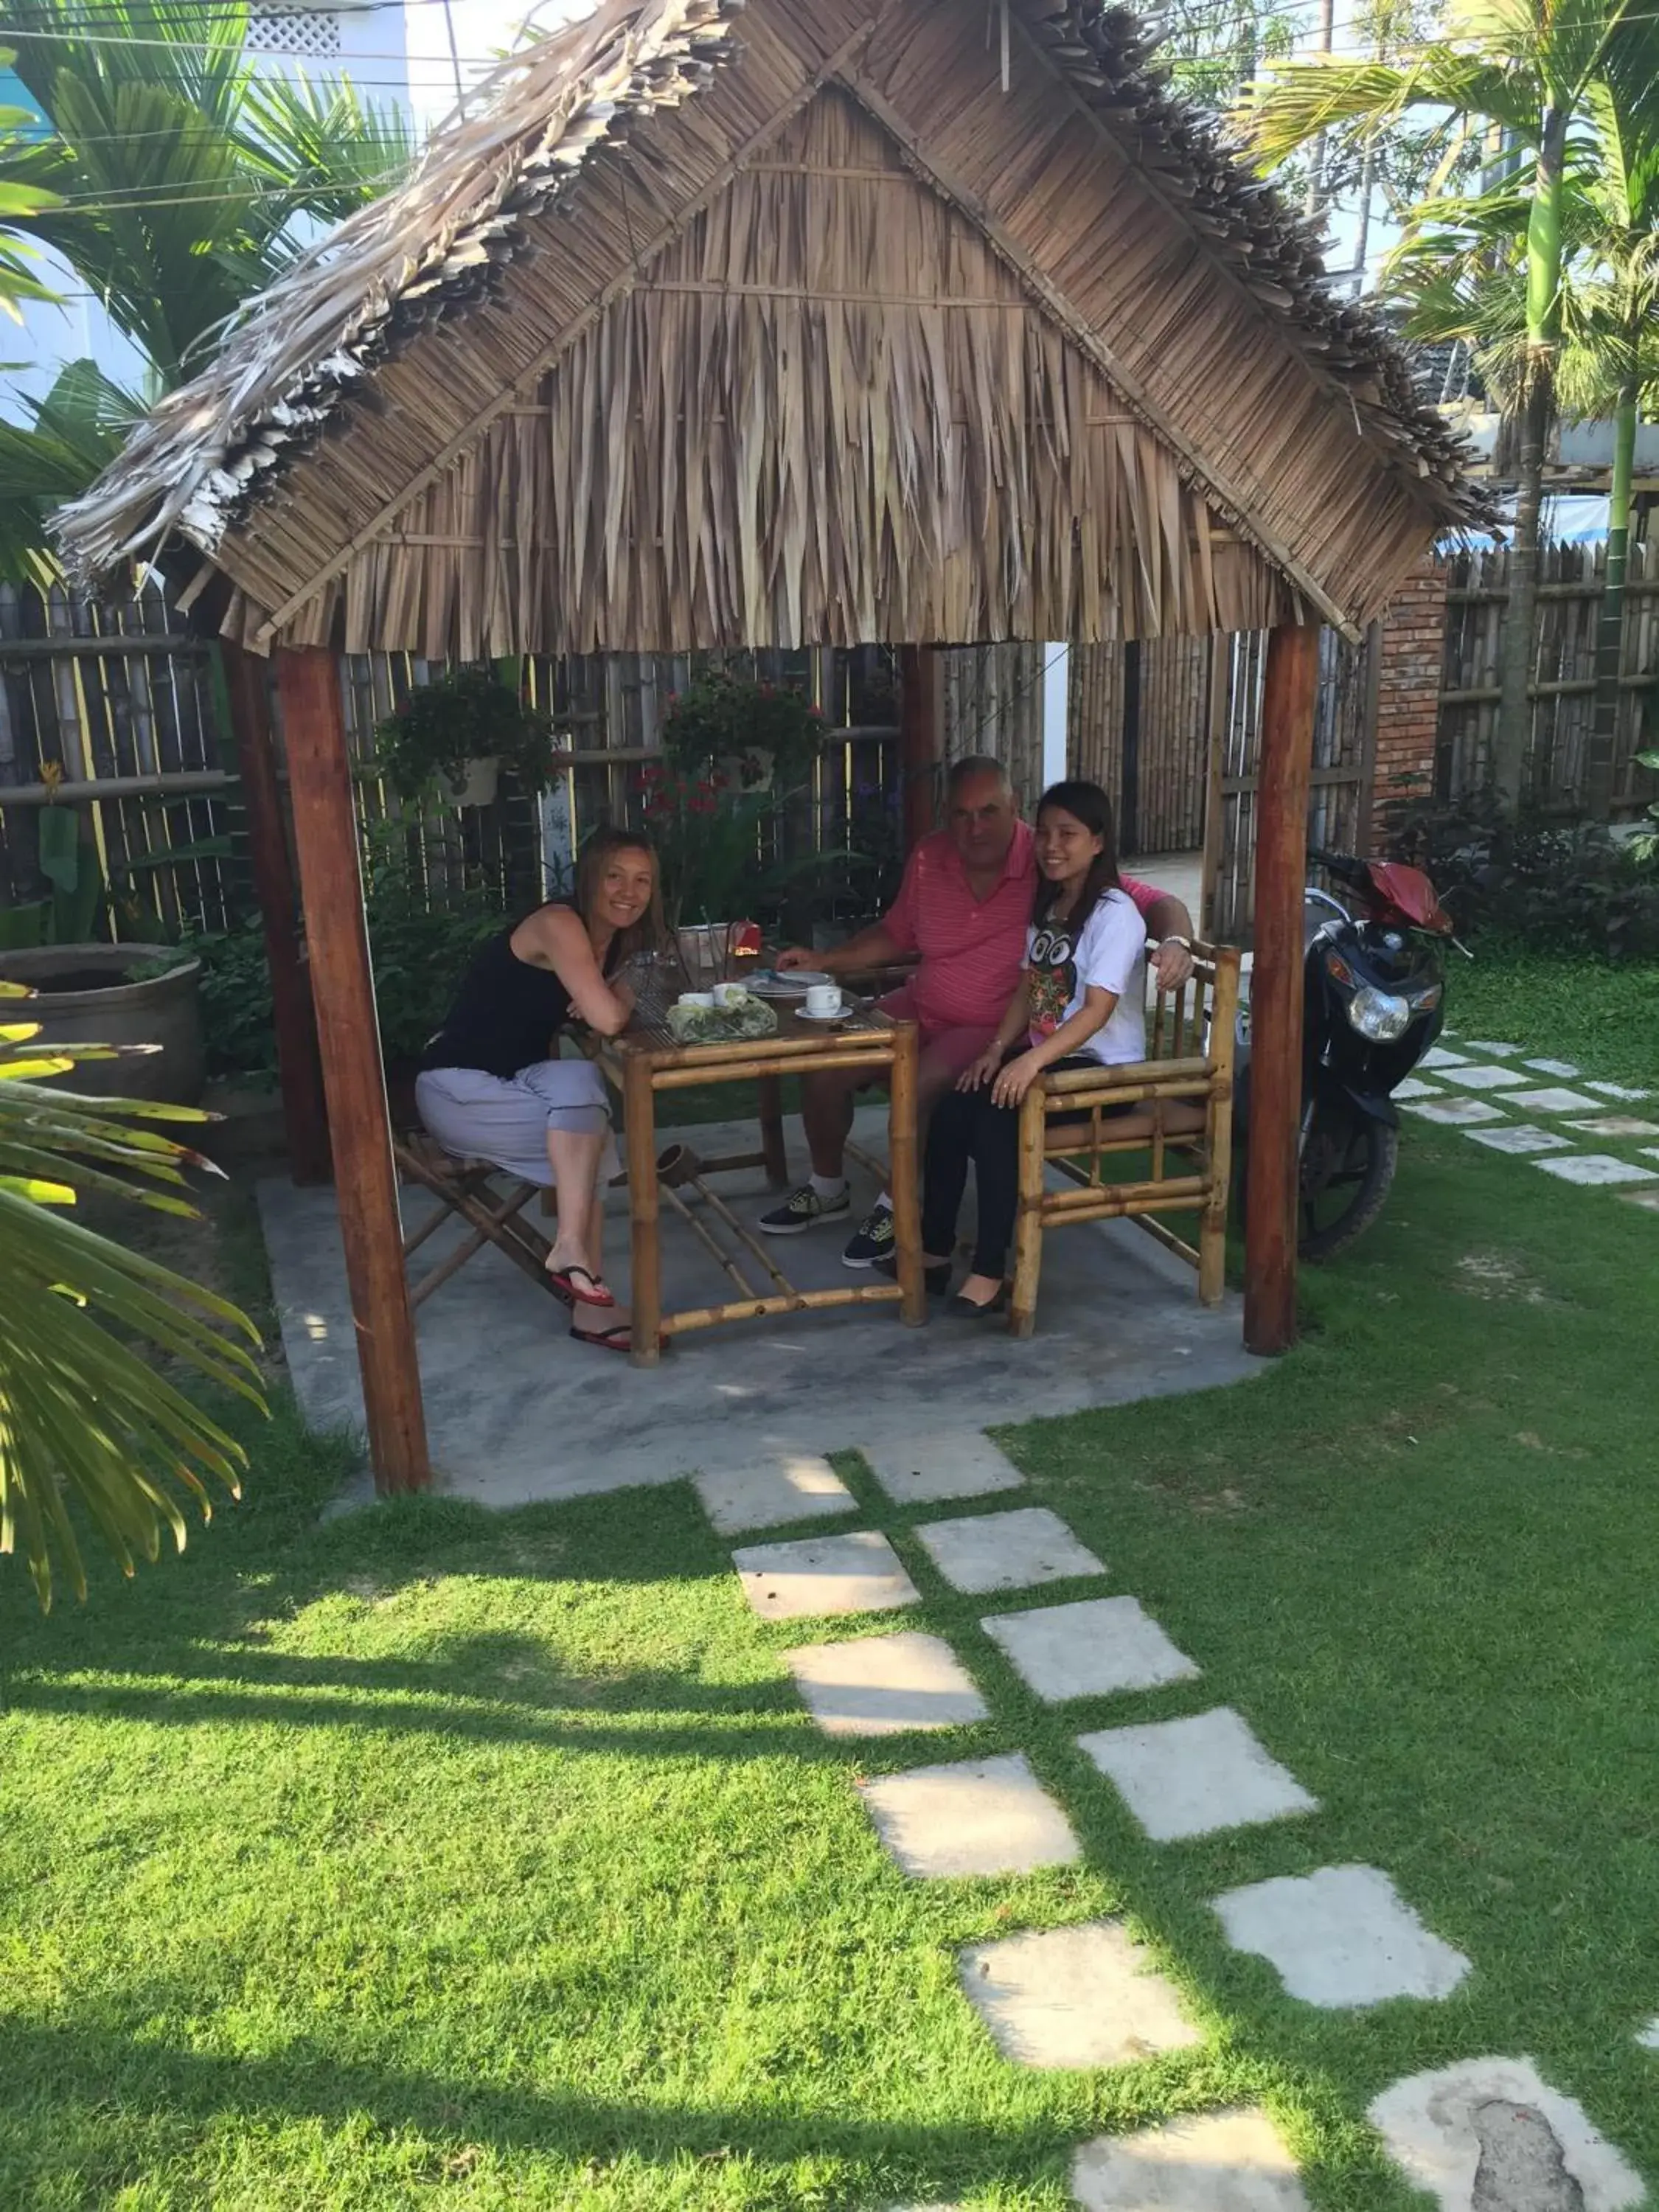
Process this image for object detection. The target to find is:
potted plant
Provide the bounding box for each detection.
[375,664,557,807]
[661,669,827,795]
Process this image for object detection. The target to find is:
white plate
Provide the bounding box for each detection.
[750,970,830,996]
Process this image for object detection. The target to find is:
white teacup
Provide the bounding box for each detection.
[804,984,843,1018]
[711,981,746,1009]
[677,991,714,1010]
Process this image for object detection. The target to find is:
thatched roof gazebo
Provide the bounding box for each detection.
[59,0,1478,1492]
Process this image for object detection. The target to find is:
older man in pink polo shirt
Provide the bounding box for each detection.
[761,756,1196,1268]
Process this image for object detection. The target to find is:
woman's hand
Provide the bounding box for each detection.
[957,1048,1004,1093]
[990,1051,1046,1109]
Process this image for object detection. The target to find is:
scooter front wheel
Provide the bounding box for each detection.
[1297,1100,1399,1263]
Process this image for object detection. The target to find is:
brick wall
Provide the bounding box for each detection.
[1368,553,1450,851]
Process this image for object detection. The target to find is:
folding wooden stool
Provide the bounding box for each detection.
[394,1130,560,1309]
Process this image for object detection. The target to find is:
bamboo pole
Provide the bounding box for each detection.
[1199,950,1241,1306]
[623,1052,662,1368]
[223,641,330,1186]
[1010,1085,1048,1340]
[665,1282,903,1336]
[661,1179,755,1297]
[275,645,429,1492]
[1244,622,1319,1357]
[886,1019,926,1328]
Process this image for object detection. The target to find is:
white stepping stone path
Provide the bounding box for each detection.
[1536,1153,1659,1189]
[1568,1114,1659,1138]
[1391,1076,1441,1100]
[785,1631,987,1737]
[1624,1188,1659,1212]
[1369,2056,1645,2211]
[731,1531,920,1621]
[1635,2016,1659,2050]
[1461,1039,1526,1056]
[861,1429,1025,1506]
[914,1507,1104,1595]
[981,1596,1200,1703]
[1212,1865,1470,2008]
[1504,1085,1601,1114]
[1525,1057,1582,1078]
[1402,1096,1509,1127]
[695,1452,855,1536]
[1420,1046,1470,1068]
[1589,1081,1652,1100]
[957,1919,1201,2068]
[1073,2107,1312,2211]
[858,1751,1081,1879]
[1078,1708,1317,1842]
[1466,1123,1575,1155]
[1439,1062,1530,1091]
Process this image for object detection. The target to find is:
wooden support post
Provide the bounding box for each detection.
[221,641,330,1185]
[1009,1085,1048,1340]
[886,1020,926,1329]
[622,1052,662,1366]
[898,644,942,853]
[1243,622,1320,1357]
[274,646,431,1492]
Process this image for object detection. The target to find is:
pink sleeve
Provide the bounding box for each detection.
[1119,873,1162,923]
[882,848,922,956]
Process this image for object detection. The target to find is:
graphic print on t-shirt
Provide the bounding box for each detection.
[1027,922,1077,1037]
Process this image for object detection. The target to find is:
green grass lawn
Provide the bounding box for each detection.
[1445,945,1658,1086]
[2,1116,1658,2208]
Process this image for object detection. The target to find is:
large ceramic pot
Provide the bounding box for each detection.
[0,943,206,1104]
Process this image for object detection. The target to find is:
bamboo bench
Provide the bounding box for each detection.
[393,1131,560,1310]
[1008,939,1242,1338]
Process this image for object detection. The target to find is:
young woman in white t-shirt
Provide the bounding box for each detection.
[908,780,1147,1316]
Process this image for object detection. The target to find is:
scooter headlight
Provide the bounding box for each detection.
[1348,987,1411,1042]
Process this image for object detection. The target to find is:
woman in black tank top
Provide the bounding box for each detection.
[414,828,664,1348]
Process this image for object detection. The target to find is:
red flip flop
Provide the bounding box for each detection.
[569,1321,631,1354]
[546,1263,616,1309]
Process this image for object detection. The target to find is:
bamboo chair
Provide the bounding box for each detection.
[393,1130,560,1310]
[1008,939,1242,1338]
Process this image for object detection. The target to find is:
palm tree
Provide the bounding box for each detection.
[0,0,414,571]
[0,982,265,1608]
[0,55,60,322]
[1237,0,1659,814]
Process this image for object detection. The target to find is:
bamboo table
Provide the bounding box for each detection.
[597,1003,926,1366]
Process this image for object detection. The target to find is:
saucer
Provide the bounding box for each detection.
[796,1005,853,1024]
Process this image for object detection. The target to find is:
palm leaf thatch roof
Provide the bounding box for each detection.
[56,0,1481,653]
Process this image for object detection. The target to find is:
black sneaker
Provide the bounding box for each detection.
[842,1205,896,1268]
[758,1183,850,1235]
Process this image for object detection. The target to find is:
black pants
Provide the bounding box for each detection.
[922,1054,1110,1279]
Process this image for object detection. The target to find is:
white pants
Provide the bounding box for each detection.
[414,1060,618,1187]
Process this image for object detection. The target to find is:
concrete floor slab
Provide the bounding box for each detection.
[957,1919,1202,2068]
[862,1430,1026,1506]
[694,1453,856,1536]
[981,1596,1200,1703]
[257,1107,1253,1509]
[731,1531,920,1621]
[1503,1087,1601,1115]
[1402,1098,1509,1127]
[785,1631,987,1736]
[914,1507,1104,1594]
[1369,2057,1645,2211]
[858,1751,1082,1878]
[1536,1154,1659,1188]
[1213,1865,1470,2008]
[1439,1064,1530,1091]
[1073,2108,1311,2211]
[1079,1708,1317,1842]
[1464,1124,1575,1156]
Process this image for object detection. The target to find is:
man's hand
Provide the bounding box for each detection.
[990,1051,1045,1109]
[1152,936,1195,991]
[775,946,824,973]
[957,1047,1003,1093]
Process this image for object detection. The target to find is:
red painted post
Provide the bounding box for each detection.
[1243,621,1320,1357]
[274,645,431,1492]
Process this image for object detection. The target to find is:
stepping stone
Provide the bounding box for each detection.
[863,1429,1025,1506]
[785,1631,987,1737]
[732,1531,921,1621]
[981,1596,1200,1703]
[1504,1085,1601,1114]
[859,1751,1081,1878]
[1401,1097,1508,1127]
[1461,1039,1526,1056]
[957,1919,1201,2068]
[1525,1057,1582,1077]
[1212,1864,1470,2008]
[1536,1154,1659,1189]
[1420,1046,1470,1068]
[1465,1123,1575,1155]
[1568,1114,1659,1138]
[1589,1081,1652,1101]
[1369,2056,1644,2211]
[1636,2017,1659,2051]
[1391,1076,1441,1101]
[914,1507,1103,1596]
[695,1453,856,1536]
[1074,2107,1311,2211]
[1623,1188,1659,1212]
[1438,1063,1529,1091]
[1078,1707,1316,1842]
